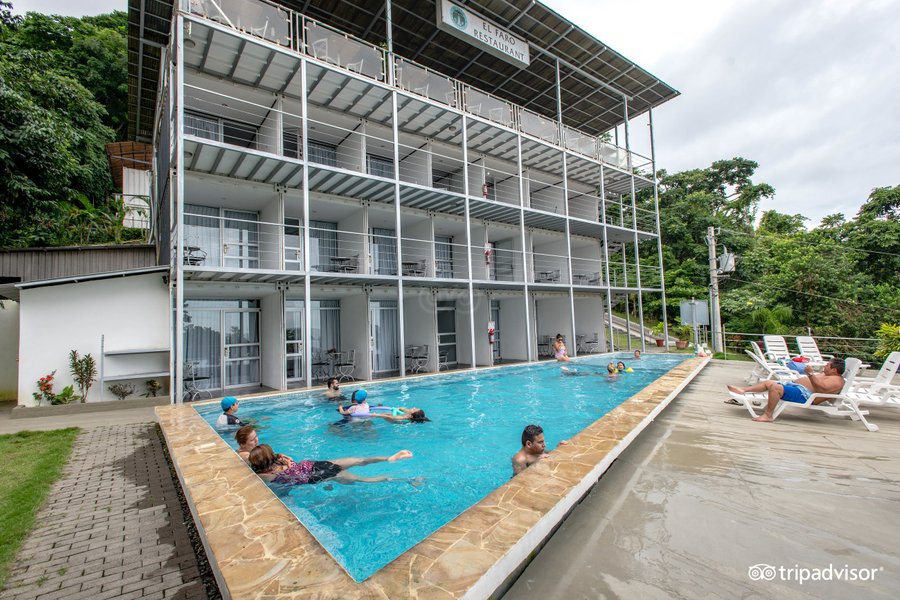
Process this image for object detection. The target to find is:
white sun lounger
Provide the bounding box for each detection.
[744,349,801,385]
[728,358,878,431]
[852,351,900,397]
[763,335,796,363]
[794,336,830,368]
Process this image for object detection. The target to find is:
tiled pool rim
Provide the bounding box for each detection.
[157,356,710,599]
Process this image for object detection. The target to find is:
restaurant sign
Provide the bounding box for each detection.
[436,0,531,68]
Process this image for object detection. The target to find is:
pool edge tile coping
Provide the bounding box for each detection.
[157,356,710,599]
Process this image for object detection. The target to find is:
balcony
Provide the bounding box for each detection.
[182,0,650,176]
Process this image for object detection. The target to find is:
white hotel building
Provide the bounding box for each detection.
[129,0,679,401]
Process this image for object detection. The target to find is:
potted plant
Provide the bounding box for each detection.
[651,322,667,347]
[671,324,694,350]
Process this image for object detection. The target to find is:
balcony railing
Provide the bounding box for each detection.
[182,0,648,173]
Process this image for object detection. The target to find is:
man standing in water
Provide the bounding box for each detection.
[511,424,568,476]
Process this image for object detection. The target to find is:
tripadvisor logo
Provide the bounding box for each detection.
[450,6,467,30]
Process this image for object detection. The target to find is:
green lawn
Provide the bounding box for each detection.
[0,428,80,588]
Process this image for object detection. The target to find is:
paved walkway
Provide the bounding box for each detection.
[0,424,215,600]
[505,360,900,599]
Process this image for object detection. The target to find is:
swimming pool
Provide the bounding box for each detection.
[196,353,686,581]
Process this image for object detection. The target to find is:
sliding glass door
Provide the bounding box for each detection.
[285,300,303,382]
[184,300,260,392]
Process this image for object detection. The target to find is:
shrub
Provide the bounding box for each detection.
[69,350,97,403]
[873,323,900,361]
[107,383,135,401]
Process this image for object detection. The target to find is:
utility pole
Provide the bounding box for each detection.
[706,226,724,353]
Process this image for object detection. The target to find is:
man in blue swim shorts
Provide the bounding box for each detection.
[726,357,846,423]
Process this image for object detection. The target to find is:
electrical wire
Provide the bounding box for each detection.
[718,227,900,259]
[727,277,900,314]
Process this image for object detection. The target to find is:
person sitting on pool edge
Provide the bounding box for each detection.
[235,426,258,461]
[337,390,370,416]
[511,424,568,476]
[369,406,429,423]
[324,377,347,400]
[249,444,414,484]
[552,333,570,362]
[216,396,247,428]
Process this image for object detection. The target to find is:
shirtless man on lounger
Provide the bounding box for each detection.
[727,357,846,423]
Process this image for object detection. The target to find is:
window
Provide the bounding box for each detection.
[284,217,302,270]
[308,140,338,167]
[283,127,302,159]
[185,111,219,141]
[309,220,337,271]
[435,235,453,278]
[367,154,394,178]
[185,111,257,149]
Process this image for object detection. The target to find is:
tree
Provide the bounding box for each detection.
[758,210,807,235]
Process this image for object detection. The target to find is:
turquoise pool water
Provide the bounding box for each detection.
[196,353,685,581]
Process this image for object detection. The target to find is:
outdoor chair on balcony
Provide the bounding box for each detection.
[184,247,207,266]
[584,334,602,353]
[346,58,364,74]
[402,259,427,277]
[337,254,359,273]
[335,349,356,382]
[310,38,333,63]
[410,345,429,373]
[536,269,560,283]
[588,271,602,285]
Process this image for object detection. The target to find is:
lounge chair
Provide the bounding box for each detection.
[852,351,900,396]
[762,335,797,363]
[744,349,801,384]
[795,336,831,367]
[728,358,878,431]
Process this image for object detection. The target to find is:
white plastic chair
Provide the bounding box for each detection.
[744,349,801,384]
[853,351,900,396]
[763,335,796,363]
[795,336,832,366]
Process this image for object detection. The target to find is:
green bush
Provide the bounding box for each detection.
[873,323,900,361]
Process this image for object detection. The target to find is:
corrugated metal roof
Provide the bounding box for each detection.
[0,245,159,284]
[129,0,679,142]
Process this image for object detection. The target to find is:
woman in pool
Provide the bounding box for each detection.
[368,406,430,423]
[234,426,259,461]
[248,444,414,484]
[552,334,570,362]
[616,361,633,373]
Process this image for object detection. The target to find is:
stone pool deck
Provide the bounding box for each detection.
[505,360,900,599]
[155,357,709,598]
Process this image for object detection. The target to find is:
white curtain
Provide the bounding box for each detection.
[371,300,399,372]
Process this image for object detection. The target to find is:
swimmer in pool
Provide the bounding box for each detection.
[606,363,619,380]
[249,444,414,485]
[368,406,429,423]
[337,390,370,416]
[511,424,568,476]
[324,377,346,400]
[616,361,633,373]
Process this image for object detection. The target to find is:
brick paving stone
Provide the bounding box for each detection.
[0,425,217,600]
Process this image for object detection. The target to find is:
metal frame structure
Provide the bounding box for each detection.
[131,0,676,402]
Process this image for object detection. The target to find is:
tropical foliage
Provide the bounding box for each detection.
[0,2,132,247]
[633,159,900,340]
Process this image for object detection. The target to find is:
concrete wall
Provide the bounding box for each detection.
[495,296,528,361]
[574,296,607,353]
[403,290,436,371]
[534,295,573,350]
[0,300,19,400]
[18,273,169,406]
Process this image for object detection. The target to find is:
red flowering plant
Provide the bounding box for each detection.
[33,370,57,405]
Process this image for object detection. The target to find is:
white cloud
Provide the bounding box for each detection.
[545,0,900,225]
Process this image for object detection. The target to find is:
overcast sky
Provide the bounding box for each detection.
[13,0,900,225]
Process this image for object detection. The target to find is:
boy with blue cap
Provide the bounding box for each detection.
[216,396,247,428]
[337,389,369,416]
